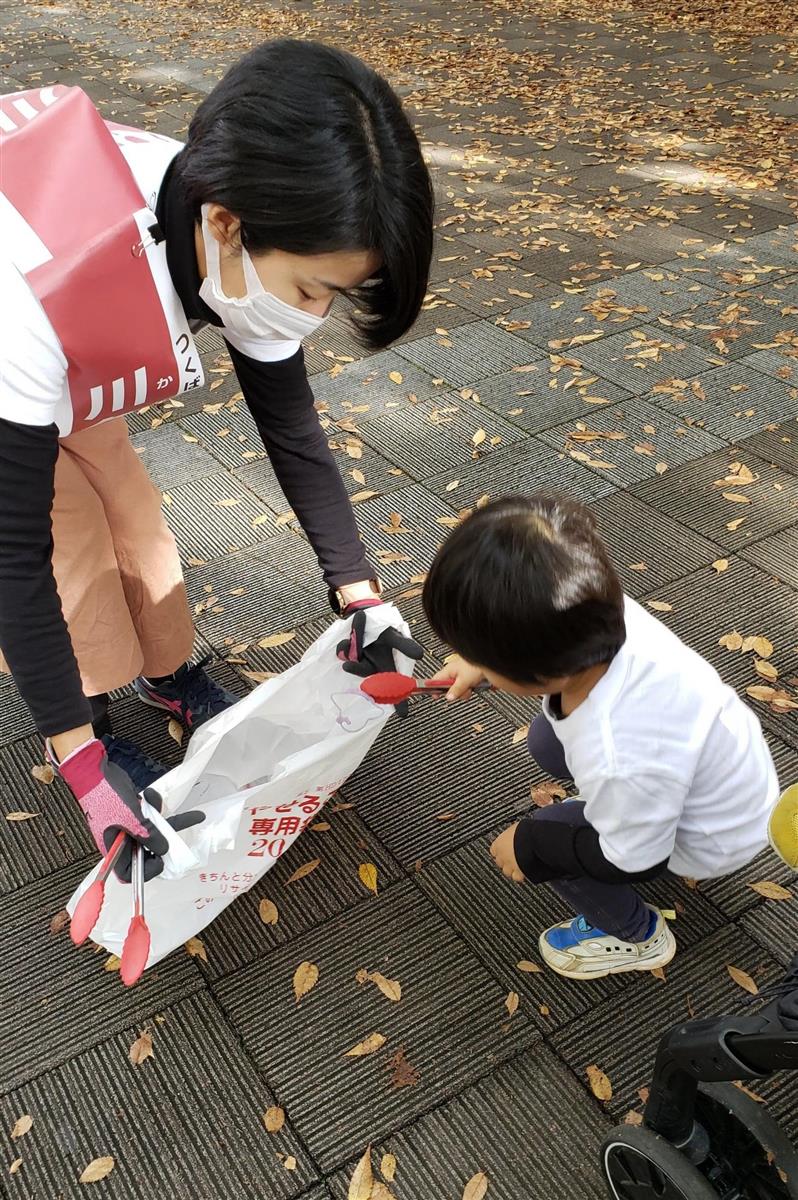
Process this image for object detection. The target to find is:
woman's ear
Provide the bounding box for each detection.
[206,203,241,250]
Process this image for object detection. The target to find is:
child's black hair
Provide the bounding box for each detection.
[175,39,434,350]
[423,493,627,684]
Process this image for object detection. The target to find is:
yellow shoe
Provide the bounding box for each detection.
[768,784,798,869]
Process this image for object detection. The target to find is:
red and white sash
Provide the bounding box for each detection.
[0,86,204,435]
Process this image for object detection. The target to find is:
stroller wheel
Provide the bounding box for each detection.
[602,1124,720,1199]
[694,1082,798,1199]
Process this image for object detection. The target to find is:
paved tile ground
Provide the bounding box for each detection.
[2,1,798,1196]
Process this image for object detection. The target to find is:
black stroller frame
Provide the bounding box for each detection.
[601,956,798,1198]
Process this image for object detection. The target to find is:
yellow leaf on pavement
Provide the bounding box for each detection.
[258,631,296,649]
[263,1106,285,1133]
[344,1032,386,1057]
[587,1064,613,1101]
[285,859,321,885]
[348,1145,374,1200]
[727,964,758,995]
[259,899,279,925]
[79,1157,115,1184]
[463,1171,489,1200]
[10,1115,33,1140]
[748,881,793,901]
[129,1031,154,1065]
[358,862,379,895]
[293,961,319,1002]
[185,937,208,962]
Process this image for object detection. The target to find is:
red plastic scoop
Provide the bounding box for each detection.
[361,672,490,705]
[70,830,126,946]
[119,844,151,987]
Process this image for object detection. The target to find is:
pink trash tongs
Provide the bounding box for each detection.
[70,829,151,986]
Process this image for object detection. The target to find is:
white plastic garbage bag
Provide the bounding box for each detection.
[67,605,413,969]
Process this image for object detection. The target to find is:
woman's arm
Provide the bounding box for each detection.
[0,418,93,739]
[227,342,376,591]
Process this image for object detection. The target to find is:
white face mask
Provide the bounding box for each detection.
[198,205,330,343]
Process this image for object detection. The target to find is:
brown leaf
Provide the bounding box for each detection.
[348,1146,374,1200]
[463,1171,489,1200]
[624,1110,644,1127]
[722,492,751,504]
[263,1106,285,1134]
[351,469,366,486]
[388,371,404,385]
[512,724,530,745]
[283,1156,297,1171]
[358,862,379,895]
[472,428,487,448]
[10,1115,33,1140]
[185,937,208,962]
[586,1064,613,1101]
[752,635,774,658]
[258,899,279,925]
[129,1031,154,1066]
[755,659,779,681]
[243,670,278,685]
[351,489,379,503]
[31,763,55,785]
[646,600,673,612]
[168,718,184,746]
[344,1032,386,1057]
[5,811,39,822]
[531,781,567,807]
[293,961,320,1002]
[380,1153,397,1183]
[359,970,402,1002]
[516,960,543,973]
[655,462,668,475]
[650,967,667,982]
[727,964,758,995]
[9,1157,22,1175]
[719,630,744,651]
[712,559,730,573]
[748,881,793,901]
[214,496,242,507]
[104,954,121,972]
[747,685,777,702]
[258,631,297,649]
[49,910,70,935]
[727,517,746,531]
[79,1156,115,1184]
[628,562,647,572]
[285,859,321,885]
[505,991,520,1016]
[446,479,460,492]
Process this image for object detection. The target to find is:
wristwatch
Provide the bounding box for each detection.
[329,577,383,615]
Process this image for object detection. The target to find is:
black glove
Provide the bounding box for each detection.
[337,608,425,717]
[115,787,205,883]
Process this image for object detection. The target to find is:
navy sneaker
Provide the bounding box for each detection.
[100,735,168,791]
[132,654,239,731]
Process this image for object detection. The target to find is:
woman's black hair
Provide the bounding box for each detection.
[423,493,627,684]
[176,39,434,349]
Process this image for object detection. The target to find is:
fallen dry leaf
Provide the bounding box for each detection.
[259,899,279,925]
[104,955,121,972]
[646,600,673,613]
[512,724,530,745]
[358,862,379,895]
[79,1157,115,1184]
[49,910,70,935]
[293,961,320,1002]
[283,1156,297,1171]
[31,763,55,785]
[263,1106,285,1134]
[129,1031,154,1066]
[727,964,758,995]
[587,1064,613,1101]
[387,1045,420,1089]
[5,811,39,822]
[747,685,778,702]
[628,562,647,572]
[748,881,793,901]
[750,635,774,658]
[719,630,744,651]
[516,960,543,973]
[168,717,183,746]
[388,371,404,385]
[351,469,366,486]
[258,631,297,649]
[463,1171,489,1200]
[624,1110,644,1127]
[505,991,520,1016]
[358,969,402,1002]
[722,492,751,504]
[344,1032,386,1057]
[712,559,730,573]
[755,659,779,681]
[349,1146,374,1200]
[727,517,746,531]
[381,1153,397,1183]
[9,1158,22,1175]
[10,1115,33,1140]
[531,781,567,807]
[285,859,321,885]
[185,937,208,962]
[472,429,487,447]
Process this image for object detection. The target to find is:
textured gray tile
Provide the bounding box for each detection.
[358,393,529,476]
[0,862,204,1090]
[179,402,270,472]
[741,895,798,967]
[644,358,798,439]
[395,321,526,387]
[740,525,798,588]
[310,352,439,422]
[163,474,278,564]
[129,422,226,489]
[632,448,798,551]
[0,672,36,747]
[700,847,798,920]
[550,926,784,1121]
[538,396,726,486]
[661,296,798,363]
[442,266,561,316]
[467,360,632,434]
[670,202,792,239]
[340,696,545,866]
[213,881,539,1171]
[328,1047,610,1200]
[0,736,93,893]
[424,438,618,510]
[562,322,720,394]
[732,419,798,474]
[658,246,796,293]
[0,992,317,1199]
[347,485,462,589]
[590,491,725,596]
[744,347,798,386]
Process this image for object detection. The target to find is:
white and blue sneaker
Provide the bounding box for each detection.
[539,908,676,979]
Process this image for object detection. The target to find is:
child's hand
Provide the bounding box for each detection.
[490,822,525,883]
[430,655,487,701]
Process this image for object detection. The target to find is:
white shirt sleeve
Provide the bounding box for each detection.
[583,772,689,873]
[0,256,66,427]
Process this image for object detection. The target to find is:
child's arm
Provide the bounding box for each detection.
[429,655,487,701]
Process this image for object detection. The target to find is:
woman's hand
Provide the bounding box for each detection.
[430,655,487,701]
[490,822,526,883]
